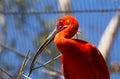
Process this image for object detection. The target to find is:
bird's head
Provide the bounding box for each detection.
[35,16,79,55]
[56,16,79,38]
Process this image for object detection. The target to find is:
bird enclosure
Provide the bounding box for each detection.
[0,0,120,79]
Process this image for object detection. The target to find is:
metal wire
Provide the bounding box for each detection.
[1,8,120,15]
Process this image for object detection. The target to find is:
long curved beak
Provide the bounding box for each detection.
[29,28,58,76]
[37,27,58,54]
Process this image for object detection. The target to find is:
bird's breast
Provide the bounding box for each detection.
[55,38,98,79]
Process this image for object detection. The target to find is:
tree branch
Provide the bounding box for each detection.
[0,43,62,75]
[33,54,61,70]
[17,50,30,79]
[0,67,14,79]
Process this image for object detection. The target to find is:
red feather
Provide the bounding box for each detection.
[54,16,109,79]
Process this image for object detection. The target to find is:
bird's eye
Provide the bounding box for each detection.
[56,20,64,28]
[58,21,63,26]
[56,20,66,32]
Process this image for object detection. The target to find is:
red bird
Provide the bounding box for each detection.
[29,16,110,79]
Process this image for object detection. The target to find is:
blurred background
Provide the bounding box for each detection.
[0,0,120,79]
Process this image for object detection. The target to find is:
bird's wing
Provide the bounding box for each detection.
[62,63,70,79]
[89,44,110,79]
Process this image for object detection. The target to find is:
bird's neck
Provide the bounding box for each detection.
[54,32,76,55]
[54,32,68,45]
[54,33,69,52]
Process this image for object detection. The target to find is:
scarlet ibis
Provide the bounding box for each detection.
[29,16,110,79]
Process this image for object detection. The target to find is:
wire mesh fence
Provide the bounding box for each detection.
[0,0,120,79]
